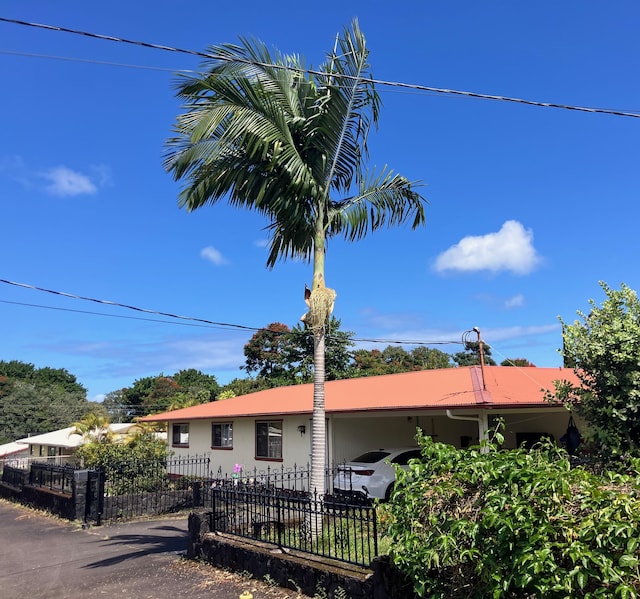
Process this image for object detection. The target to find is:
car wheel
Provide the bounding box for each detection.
[384,483,395,502]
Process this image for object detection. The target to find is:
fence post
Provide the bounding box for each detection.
[192,480,202,507]
[275,495,283,548]
[211,488,217,532]
[372,504,378,559]
[96,469,105,526]
[73,470,89,522]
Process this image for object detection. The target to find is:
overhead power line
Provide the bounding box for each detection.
[0,278,258,332]
[1,16,638,119]
[0,48,191,73]
[0,299,235,330]
[0,278,463,347]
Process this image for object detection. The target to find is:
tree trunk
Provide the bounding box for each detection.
[310,330,326,496]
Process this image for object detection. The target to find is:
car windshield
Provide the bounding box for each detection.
[351,451,390,463]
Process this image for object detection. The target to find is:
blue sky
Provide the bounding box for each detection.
[1,1,638,402]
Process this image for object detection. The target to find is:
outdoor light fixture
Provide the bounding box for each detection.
[297,425,306,436]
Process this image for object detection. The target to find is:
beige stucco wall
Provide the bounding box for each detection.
[166,408,586,477]
[168,416,313,477]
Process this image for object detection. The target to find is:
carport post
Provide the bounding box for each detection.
[478,412,490,451]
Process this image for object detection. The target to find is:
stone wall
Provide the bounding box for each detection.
[20,484,76,520]
[0,467,93,522]
[187,511,420,599]
[103,488,194,521]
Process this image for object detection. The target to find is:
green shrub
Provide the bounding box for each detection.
[77,432,168,495]
[383,431,640,598]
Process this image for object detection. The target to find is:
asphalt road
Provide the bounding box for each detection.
[0,499,304,599]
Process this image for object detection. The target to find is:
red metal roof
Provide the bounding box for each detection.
[142,366,579,422]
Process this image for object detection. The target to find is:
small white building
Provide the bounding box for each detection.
[14,423,142,466]
[0,441,30,470]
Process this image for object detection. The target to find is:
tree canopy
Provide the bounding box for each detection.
[242,319,458,384]
[500,357,536,367]
[104,370,220,421]
[452,341,497,367]
[351,345,452,376]
[0,360,98,443]
[552,282,640,456]
[243,318,355,385]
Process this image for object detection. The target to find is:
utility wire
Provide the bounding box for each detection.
[0,279,463,347]
[0,48,195,73]
[0,278,257,332]
[0,299,237,330]
[1,16,638,119]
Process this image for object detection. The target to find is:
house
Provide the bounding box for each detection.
[0,441,30,470]
[142,365,582,477]
[14,423,142,466]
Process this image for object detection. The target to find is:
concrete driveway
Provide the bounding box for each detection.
[0,500,304,599]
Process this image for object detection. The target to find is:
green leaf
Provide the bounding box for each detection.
[618,554,638,568]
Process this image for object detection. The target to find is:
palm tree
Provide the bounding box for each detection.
[164,19,427,496]
[71,413,113,444]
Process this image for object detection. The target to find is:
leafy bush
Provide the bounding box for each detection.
[77,432,168,495]
[553,282,640,457]
[383,431,640,598]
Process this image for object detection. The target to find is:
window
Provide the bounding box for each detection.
[255,421,282,460]
[391,450,422,466]
[47,446,57,457]
[212,423,233,449]
[172,423,189,447]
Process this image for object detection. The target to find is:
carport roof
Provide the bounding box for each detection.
[142,365,579,422]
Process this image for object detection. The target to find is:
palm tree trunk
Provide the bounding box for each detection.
[311,330,326,496]
[307,329,326,541]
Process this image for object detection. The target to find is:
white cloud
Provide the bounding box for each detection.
[505,294,525,308]
[2,157,110,197]
[254,238,269,248]
[434,220,541,275]
[41,166,97,197]
[89,164,113,187]
[200,246,228,266]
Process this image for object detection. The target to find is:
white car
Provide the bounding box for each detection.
[333,447,422,501]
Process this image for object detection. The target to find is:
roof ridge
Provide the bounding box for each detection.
[470,366,493,404]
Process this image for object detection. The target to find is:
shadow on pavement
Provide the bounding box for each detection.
[83,525,188,568]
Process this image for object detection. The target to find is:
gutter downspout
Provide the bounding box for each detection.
[446,410,490,451]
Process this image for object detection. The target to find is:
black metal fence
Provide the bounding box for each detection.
[29,462,75,494]
[1,464,29,488]
[100,455,212,522]
[207,462,341,495]
[210,484,378,567]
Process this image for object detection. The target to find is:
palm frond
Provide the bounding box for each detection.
[328,167,427,241]
[312,18,380,195]
[164,38,317,216]
[164,21,427,269]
